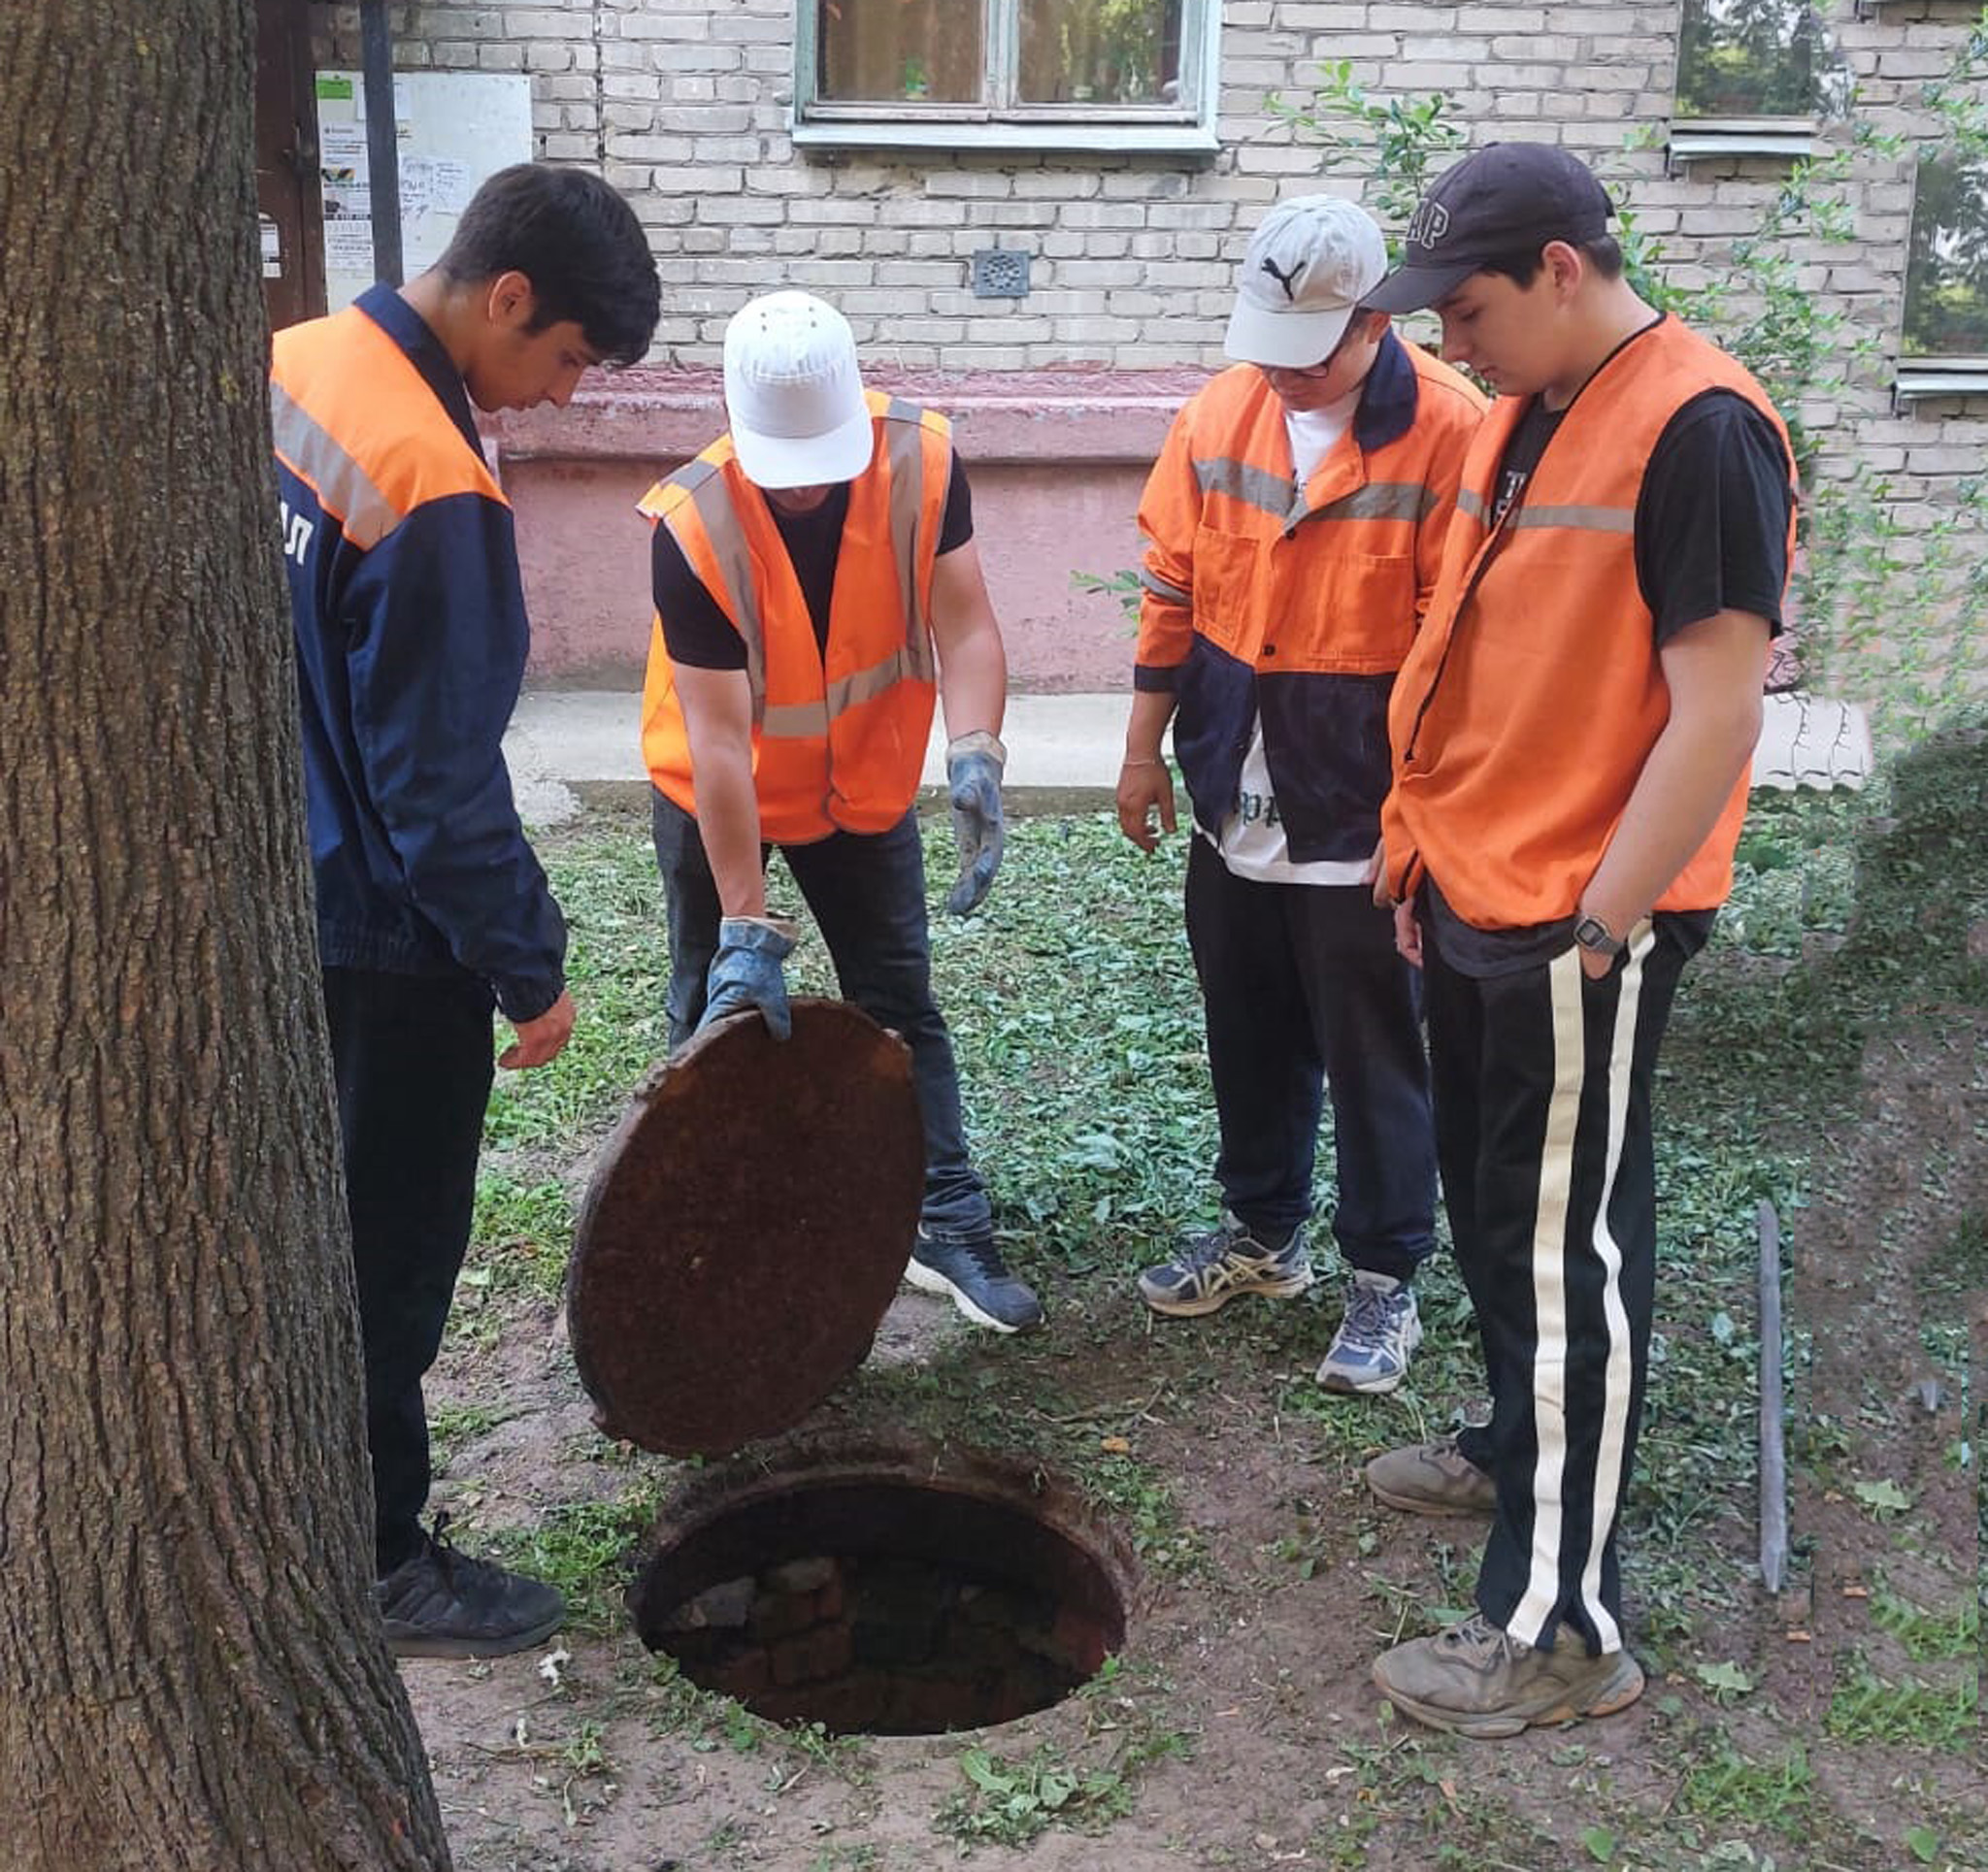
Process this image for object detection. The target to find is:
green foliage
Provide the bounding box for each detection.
[1871,1581,1980,1662]
[468,1171,574,1300]
[934,1723,1191,1848]
[1070,565,1144,625]
[489,1489,664,1631]
[1691,1659,1757,1703]
[1673,1741,1815,1832]
[1824,1661,1979,1750]
[1268,61,1465,240]
[1921,8,1988,160]
[1850,1475,1914,1520]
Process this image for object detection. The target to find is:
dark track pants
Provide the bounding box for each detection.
[1185,835,1437,1280]
[323,965,495,1575]
[1426,915,1700,1656]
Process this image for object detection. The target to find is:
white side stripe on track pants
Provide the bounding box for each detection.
[1507,921,1656,1653]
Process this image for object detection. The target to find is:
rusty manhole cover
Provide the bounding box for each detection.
[567,1000,925,1456]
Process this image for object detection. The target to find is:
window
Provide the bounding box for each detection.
[1669,0,1850,163]
[792,0,1219,154]
[1898,156,1988,397]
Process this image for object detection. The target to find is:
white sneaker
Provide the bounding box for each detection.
[1316,1272,1421,1394]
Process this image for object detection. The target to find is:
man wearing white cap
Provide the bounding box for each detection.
[637,289,1042,1333]
[1115,195,1485,1391]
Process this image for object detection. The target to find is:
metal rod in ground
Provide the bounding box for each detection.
[1758,1198,1788,1593]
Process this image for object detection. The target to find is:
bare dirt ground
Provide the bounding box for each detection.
[404,1198,1978,1872]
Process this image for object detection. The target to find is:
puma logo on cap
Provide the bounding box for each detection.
[1258,254,1305,302]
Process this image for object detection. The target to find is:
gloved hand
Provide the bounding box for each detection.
[699,915,798,1040]
[944,731,1007,917]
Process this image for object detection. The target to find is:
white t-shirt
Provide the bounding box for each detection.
[1209,390,1376,887]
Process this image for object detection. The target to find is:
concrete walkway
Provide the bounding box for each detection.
[507,690,1142,824]
[506,688,1872,826]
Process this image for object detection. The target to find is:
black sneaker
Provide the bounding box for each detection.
[374,1515,566,1659]
[906,1227,1044,1333]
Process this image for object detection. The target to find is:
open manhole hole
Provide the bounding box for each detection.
[631,1450,1132,1736]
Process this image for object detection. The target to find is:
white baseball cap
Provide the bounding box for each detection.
[722,291,874,489]
[1224,196,1389,369]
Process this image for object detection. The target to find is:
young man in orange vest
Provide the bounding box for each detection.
[273,164,660,1656]
[639,290,1043,1334]
[1116,197,1486,1394]
[1363,144,1797,1735]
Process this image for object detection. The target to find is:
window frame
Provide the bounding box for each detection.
[1896,151,1988,400]
[1667,0,1831,165]
[790,0,1221,156]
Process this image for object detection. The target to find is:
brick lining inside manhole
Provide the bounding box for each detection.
[630,1468,1129,1736]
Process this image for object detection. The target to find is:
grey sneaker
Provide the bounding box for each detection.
[375,1517,566,1659]
[1364,1434,1497,1517]
[1373,1612,1646,1739]
[908,1227,1044,1333]
[1137,1213,1313,1318]
[1316,1272,1422,1394]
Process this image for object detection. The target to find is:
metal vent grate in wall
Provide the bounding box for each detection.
[971,248,1031,299]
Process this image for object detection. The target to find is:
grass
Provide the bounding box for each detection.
[1672,1740,1815,1833]
[445,713,1986,1865]
[486,1487,668,1632]
[1824,1660,1980,1751]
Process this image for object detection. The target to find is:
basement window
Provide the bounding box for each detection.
[1669,0,1849,164]
[791,0,1220,156]
[1897,155,1988,401]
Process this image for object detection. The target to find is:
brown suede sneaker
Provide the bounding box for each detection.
[1373,1614,1646,1739]
[1364,1434,1497,1517]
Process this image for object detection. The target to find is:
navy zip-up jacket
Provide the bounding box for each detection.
[270,285,565,1021]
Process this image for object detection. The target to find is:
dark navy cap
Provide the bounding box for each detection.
[1365,143,1615,313]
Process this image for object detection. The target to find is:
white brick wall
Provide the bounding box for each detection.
[322,0,1986,612]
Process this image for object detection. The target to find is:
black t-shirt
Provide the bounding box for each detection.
[1427,334,1796,977]
[652,451,975,670]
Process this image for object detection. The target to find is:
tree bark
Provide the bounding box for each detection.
[0,7,451,1866]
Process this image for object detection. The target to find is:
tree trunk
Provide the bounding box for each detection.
[0,7,451,1866]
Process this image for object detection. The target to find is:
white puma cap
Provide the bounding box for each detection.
[1225,195,1389,369]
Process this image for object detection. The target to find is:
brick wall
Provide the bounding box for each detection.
[321,0,1985,701]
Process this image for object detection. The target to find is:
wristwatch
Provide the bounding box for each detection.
[1573,912,1624,958]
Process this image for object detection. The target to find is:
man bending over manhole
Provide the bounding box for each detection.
[637,290,1043,1336]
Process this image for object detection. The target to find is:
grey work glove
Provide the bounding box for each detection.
[944,731,1007,917]
[699,915,798,1041]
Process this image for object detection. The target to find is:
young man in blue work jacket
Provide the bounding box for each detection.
[272,164,659,1658]
[1117,196,1485,1394]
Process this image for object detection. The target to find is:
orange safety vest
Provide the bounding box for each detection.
[640,390,952,844]
[1383,316,1797,929]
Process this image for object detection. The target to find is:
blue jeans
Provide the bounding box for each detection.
[651,790,992,1240]
[1184,834,1438,1283]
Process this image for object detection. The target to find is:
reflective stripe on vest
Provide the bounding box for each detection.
[671,406,938,738]
[271,305,503,547]
[1193,456,1441,533]
[638,393,950,842]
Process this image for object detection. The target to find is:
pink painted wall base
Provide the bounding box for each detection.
[486,365,1209,693]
